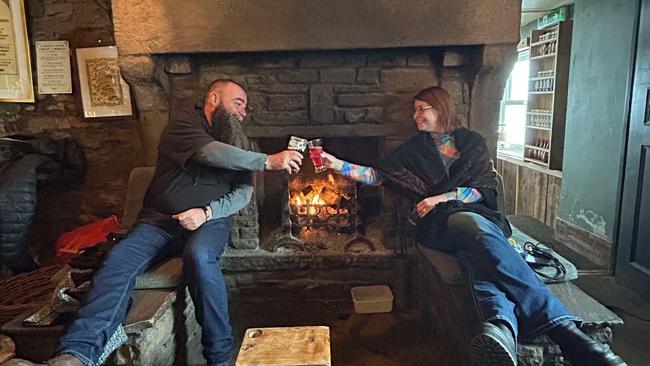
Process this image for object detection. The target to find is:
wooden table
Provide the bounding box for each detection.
[236,326,331,366]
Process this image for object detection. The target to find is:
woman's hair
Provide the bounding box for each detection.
[413,86,462,133]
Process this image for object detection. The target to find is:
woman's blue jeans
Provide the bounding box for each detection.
[434,212,580,340]
[57,219,233,366]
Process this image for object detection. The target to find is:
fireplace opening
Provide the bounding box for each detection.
[256,137,383,252]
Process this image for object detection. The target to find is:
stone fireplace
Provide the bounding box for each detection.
[109,0,520,293]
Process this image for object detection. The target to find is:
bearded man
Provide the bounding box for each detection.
[6,79,302,366]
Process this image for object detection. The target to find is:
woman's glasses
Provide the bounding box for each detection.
[414,105,433,114]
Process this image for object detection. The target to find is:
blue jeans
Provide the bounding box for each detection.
[57,219,233,366]
[434,212,580,340]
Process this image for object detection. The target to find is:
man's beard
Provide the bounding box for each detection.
[210,106,251,149]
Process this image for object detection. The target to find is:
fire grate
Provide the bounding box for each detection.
[269,172,375,253]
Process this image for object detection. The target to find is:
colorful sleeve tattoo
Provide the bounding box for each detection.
[446,187,483,203]
[340,161,382,185]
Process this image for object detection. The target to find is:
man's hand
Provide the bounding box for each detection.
[172,208,207,231]
[321,151,343,171]
[416,194,449,218]
[265,150,303,174]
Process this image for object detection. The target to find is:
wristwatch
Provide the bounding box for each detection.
[202,205,212,221]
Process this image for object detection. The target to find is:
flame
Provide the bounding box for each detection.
[311,193,325,205]
[289,174,354,217]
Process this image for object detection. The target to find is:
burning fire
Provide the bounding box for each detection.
[290,174,352,217]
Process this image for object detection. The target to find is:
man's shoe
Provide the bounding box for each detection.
[548,321,627,366]
[470,322,517,366]
[1,354,83,366]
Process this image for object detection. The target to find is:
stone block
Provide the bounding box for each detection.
[119,55,157,83]
[343,53,368,67]
[298,54,346,67]
[380,68,439,92]
[367,53,407,67]
[250,111,309,125]
[199,73,246,88]
[247,92,268,111]
[45,103,65,112]
[277,70,319,83]
[72,4,113,29]
[268,94,307,111]
[245,74,276,84]
[356,68,380,85]
[443,50,468,67]
[481,44,517,69]
[343,107,383,124]
[333,85,383,93]
[231,238,259,250]
[44,0,73,18]
[319,68,356,84]
[249,84,310,94]
[383,92,417,122]
[234,214,258,227]
[254,56,298,68]
[408,54,434,66]
[132,84,169,112]
[239,227,259,240]
[517,345,544,366]
[201,63,244,75]
[440,78,469,105]
[26,0,45,18]
[337,93,385,107]
[139,110,170,164]
[164,56,191,74]
[309,85,334,124]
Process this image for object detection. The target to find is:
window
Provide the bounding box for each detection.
[498,51,529,158]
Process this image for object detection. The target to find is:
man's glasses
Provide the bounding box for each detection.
[414,105,433,114]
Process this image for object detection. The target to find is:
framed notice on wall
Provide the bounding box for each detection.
[76,46,133,119]
[36,40,72,94]
[0,0,34,102]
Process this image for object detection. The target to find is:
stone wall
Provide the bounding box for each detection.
[0,0,144,261]
[169,49,471,133]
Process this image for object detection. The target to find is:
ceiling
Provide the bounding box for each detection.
[521,0,574,26]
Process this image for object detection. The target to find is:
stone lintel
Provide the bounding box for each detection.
[113,0,520,55]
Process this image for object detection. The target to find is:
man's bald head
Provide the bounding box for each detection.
[203,79,248,124]
[204,79,245,103]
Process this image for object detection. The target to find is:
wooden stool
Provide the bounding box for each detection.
[236,326,331,366]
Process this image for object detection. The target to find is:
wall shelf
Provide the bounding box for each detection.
[526,125,552,131]
[530,37,559,47]
[524,20,573,170]
[530,53,557,61]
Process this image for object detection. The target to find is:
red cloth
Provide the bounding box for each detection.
[55,216,120,260]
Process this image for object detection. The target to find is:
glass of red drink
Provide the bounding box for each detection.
[308,138,326,173]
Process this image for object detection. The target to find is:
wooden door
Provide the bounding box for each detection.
[616,0,650,300]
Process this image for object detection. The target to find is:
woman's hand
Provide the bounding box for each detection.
[321,151,344,171]
[416,194,449,217]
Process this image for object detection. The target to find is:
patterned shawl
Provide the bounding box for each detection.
[376,128,511,246]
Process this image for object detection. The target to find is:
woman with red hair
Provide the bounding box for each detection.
[322,86,625,366]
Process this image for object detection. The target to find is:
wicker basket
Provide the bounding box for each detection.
[0,265,63,326]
